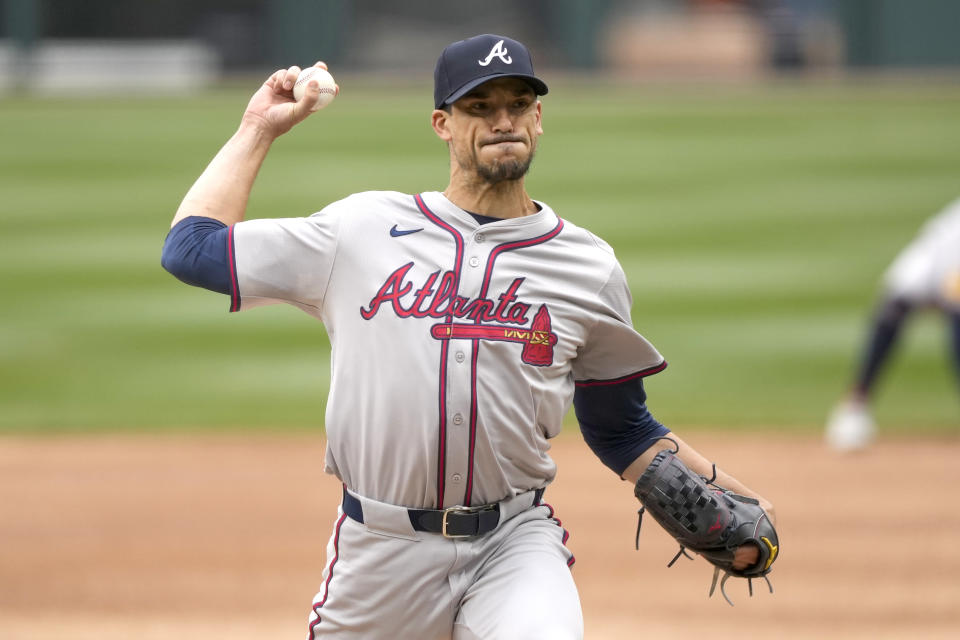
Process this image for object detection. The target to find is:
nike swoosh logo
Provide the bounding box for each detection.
[390,224,423,237]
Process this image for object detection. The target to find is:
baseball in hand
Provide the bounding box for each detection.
[293,66,338,109]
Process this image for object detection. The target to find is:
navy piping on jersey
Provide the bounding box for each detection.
[464,218,564,506]
[414,193,465,508]
[573,375,670,476]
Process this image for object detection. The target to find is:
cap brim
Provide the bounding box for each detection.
[439,73,549,108]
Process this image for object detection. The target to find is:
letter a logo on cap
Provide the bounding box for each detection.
[478,40,512,66]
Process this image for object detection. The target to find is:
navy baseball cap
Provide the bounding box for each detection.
[434,34,549,109]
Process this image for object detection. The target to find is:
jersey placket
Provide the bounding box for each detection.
[439,230,487,508]
[414,194,466,509]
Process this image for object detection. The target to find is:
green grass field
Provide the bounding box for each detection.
[2,77,959,432]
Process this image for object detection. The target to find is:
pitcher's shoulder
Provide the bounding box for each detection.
[308,190,420,221]
[556,217,618,258]
[322,190,416,209]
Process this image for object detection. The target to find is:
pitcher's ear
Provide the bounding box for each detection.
[431,108,453,141]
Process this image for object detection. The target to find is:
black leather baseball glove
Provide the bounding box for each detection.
[633,446,779,605]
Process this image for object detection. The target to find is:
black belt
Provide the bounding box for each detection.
[341,486,544,539]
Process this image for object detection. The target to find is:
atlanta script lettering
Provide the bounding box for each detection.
[360,262,530,324]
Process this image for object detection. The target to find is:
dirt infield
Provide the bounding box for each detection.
[1,431,958,639]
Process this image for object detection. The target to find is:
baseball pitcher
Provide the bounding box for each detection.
[162,34,779,639]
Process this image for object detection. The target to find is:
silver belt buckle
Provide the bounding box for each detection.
[441,505,477,539]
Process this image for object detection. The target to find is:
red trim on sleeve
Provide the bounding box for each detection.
[574,360,668,388]
[228,225,241,312]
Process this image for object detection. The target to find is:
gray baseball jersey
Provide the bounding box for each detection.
[231,190,664,510]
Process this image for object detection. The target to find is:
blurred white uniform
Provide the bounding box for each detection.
[883,197,960,310]
[827,197,960,452]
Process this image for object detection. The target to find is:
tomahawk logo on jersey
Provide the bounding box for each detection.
[431,305,558,367]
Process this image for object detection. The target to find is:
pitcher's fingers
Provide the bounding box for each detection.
[309,62,339,96]
[731,544,760,571]
[282,66,302,92]
[266,68,286,91]
[300,79,323,113]
[293,79,330,117]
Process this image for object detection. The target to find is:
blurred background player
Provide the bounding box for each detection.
[826,197,960,451]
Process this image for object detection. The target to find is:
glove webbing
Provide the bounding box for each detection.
[634,458,719,551]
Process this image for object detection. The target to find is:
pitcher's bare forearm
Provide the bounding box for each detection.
[621,433,775,523]
[170,63,336,228]
[171,123,274,228]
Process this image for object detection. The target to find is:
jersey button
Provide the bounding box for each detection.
[476,233,486,243]
[455,351,465,363]
[452,413,464,425]
[452,473,462,483]
[469,256,480,267]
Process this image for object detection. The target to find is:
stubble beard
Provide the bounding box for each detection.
[457,141,537,186]
[476,153,534,184]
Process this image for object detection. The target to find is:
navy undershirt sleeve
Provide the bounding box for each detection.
[573,376,670,476]
[161,216,232,294]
